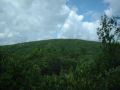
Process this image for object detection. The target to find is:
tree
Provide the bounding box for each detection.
[97,14,120,52]
[97,14,120,69]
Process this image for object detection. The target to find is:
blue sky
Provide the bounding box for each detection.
[68,0,107,13]
[0,0,120,45]
[67,0,108,21]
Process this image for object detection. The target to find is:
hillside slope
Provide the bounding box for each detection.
[1,39,100,59]
[0,39,103,90]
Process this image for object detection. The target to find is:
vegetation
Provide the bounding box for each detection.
[0,39,100,90]
[96,14,120,89]
[97,15,120,52]
[0,15,120,90]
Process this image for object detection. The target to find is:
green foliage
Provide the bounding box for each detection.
[97,14,120,69]
[97,14,120,52]
[105,66,120,90]
[95,14,120,90]
[0,39,120,90]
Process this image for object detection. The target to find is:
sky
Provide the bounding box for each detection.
[0,0,120,45]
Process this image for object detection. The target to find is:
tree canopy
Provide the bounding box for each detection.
[97,14,120,52]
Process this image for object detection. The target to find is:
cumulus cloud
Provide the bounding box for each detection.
[104,0,120,16]
[0,0,99,45]
[58,10,99,41]
[0,0,69,45]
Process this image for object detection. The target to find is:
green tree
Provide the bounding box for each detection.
[97,14,120,69]
[97,14,120,52]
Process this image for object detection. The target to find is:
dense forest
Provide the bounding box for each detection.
[0,15,120,90]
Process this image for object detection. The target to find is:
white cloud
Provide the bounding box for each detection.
[104,0,120,16]
[58,10,99,41]
[105,8,112,16]
[0,0,99,45]
[0,0,69,45]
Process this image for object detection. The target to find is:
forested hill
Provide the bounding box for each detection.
[0,39,100,59]
[3,39,120,90]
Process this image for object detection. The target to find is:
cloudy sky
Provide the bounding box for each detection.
[0,0,120,45]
